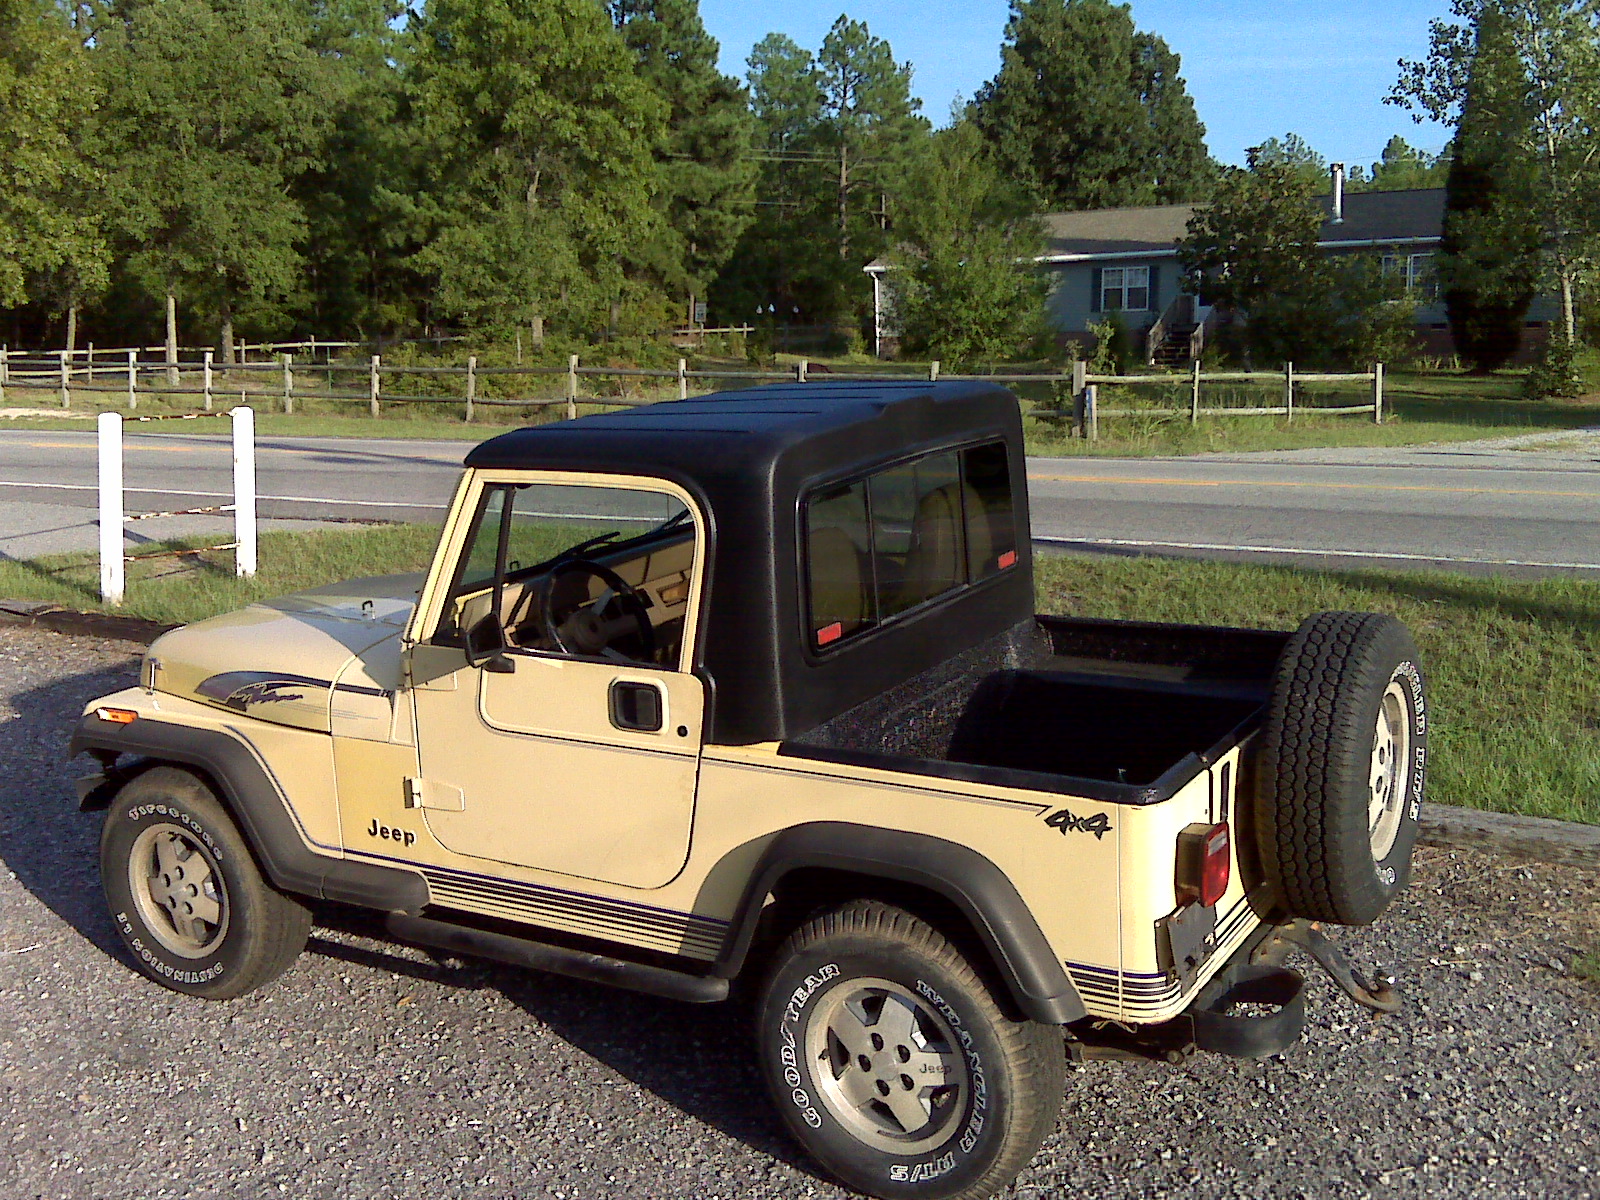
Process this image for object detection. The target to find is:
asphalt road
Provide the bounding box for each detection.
[2,625,1597,1199]
[3,428,1600,574]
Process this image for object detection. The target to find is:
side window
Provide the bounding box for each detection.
[804,441,1019,651]
[806,480,875,647]
[870,451,962,618]
[438,481,694,669]
[962,442,1018,581]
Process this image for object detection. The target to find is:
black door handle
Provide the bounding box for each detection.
[609,680,664,732]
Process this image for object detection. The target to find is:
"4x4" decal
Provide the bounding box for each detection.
[1041,808,1112,840]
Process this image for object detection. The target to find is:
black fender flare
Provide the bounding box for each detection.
[710,822,1086,1025]
[71,715,428,913]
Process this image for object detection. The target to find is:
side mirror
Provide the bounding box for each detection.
[463,616,515,674]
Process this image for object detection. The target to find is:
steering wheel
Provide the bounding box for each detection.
[538,559,657,663]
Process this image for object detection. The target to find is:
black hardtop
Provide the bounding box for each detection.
[465,380,1013,478]
[466,382,1036,745]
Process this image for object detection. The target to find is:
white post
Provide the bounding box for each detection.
[1085,384,1099,442]
[203,350,214,411]
[566,354,579,420]
[1191,359,1201,424]
[0,347,8,403]
[87,342,95,380]
[282,353,293,414]
[465,355,477,422]
[232,406,257,578]
[98,412,124,606]
[1284,361,1294,422]
[126,349,137,409]
[59,349,70,408]
[369,354,380,417]
[929,360,940,382]
[677,357,688,400]
[1373,362,1384,425]
[797,358,809,383]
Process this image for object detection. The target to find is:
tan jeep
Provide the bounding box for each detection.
[73,382,1426,1200]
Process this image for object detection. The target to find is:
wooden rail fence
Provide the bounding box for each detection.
[0,347,1386,439]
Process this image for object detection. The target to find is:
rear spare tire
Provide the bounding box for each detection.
[1251,611,1427,925]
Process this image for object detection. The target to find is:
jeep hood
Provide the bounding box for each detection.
[148,574,425,735]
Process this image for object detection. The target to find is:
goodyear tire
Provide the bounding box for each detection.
[100,766,311,999]
[1251,611,1428,926]
[756,901,1064,1200]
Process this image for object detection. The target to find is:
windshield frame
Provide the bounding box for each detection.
[414,468,708,670]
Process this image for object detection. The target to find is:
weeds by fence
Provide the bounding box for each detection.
[0,344,1386,438]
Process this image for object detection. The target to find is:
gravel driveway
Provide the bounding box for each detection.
[0,626,1595,1200]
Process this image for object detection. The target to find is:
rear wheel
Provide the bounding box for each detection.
[756,901,1064,1200]
[100,767,311,999]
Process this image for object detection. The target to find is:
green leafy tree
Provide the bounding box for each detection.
[1441,10,1542,370]
[973,0,1211,210]
[1394,0,1600,350]
[887,121,1046,366]
[94,0,335,360]
[294,0,422,338]
[0,0,105,317]
[611,0,756,320]
[409,0,667,340]
[1177,151,1412,368]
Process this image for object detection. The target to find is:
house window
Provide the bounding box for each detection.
[1100,266,1150,312]
[1381,252,1437,298]
[803,442,1019,652]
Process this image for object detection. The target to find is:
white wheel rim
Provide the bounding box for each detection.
[128,823,229,959]
[803,976,969,1155]
[1368,679,1411,861]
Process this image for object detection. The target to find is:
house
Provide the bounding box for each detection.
[864,169,1554,363]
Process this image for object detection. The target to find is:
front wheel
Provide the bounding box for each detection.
[756,901,1064,1200]
[100,766,311,999]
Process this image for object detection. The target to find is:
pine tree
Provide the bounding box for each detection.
[716,22,925,332]
[816,15,926,266]
[1367,136,1450,190]
[973,0,1210,210]
[1251,133,1329,191]
[611,0,757,318]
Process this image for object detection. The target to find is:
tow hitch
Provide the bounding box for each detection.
[1252,919,1401,1014]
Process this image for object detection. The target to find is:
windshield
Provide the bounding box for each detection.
[454,483,690,596]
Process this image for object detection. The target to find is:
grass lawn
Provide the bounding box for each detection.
[1035,553,1600,827]
[4,522,1596,827]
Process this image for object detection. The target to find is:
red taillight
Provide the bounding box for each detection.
[1176,820,1232,908]
[1199,822,1231,907]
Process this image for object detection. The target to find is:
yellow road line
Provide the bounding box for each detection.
[1027,472,1600,500]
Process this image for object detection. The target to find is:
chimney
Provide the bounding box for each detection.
[1331,163,1346,224]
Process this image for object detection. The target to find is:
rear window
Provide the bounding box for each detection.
[803,441,1018,651]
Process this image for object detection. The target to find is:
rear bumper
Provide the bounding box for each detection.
[1070,924,1306,1062]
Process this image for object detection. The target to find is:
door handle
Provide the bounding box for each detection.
[609,680,664,732]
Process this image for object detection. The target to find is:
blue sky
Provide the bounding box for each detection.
[698,0,1458,170]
